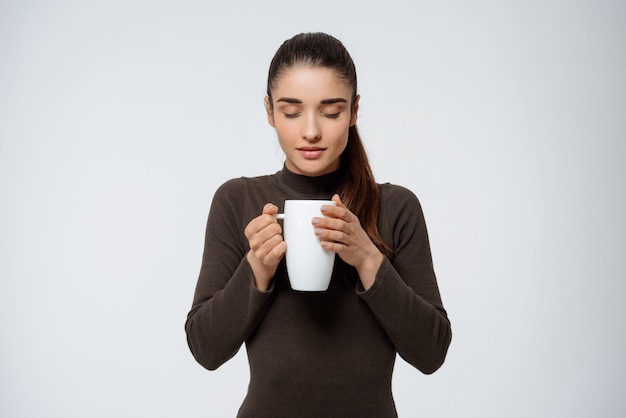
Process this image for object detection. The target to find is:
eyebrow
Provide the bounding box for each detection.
[276,97,348,105]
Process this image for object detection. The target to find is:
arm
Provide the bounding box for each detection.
[358,186,451,374]
[184,179,275,371]
[314,188,451,374]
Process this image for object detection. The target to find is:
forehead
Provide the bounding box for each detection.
[271,65,352,101]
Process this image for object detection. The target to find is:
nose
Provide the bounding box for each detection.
[302,113,321,142]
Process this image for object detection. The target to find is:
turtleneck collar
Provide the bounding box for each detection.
[273,164,345,199]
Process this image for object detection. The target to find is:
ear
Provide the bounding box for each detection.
[350,95,360,127]
[265,96,275,128]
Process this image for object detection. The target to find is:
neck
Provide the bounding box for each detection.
[275,164,345,199]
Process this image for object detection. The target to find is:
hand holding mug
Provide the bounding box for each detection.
[244,203,287,291]
[312,194,384,290]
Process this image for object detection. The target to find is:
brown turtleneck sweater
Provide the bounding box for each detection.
[185,167,451,417]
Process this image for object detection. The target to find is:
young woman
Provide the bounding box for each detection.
[186,32,452,417]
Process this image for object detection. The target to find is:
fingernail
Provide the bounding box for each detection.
[321,205,328,212]
[314,228,322,235]
[311,217,320,224]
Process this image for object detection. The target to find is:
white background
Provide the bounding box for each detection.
[1,1,624,417]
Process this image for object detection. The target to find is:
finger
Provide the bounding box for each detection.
[331,194,346,209]
[262,203,279,215]
[245,215,275,240]
[320,203,352,222]
[245,204,280,239]
[312,216,346,232]
[253,232,285,260]
[315,226,348,244]
[248,222,282,249]
[320,240,347,254]
[324,194,349,218]
[264,240,287,265]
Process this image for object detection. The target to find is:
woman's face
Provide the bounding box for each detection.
[266,65,358,177]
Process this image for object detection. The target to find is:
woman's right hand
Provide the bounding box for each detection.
[244,203,286,291]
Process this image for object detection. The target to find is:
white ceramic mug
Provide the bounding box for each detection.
[275,200,336,291]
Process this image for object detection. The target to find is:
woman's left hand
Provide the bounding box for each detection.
[312,194,384,290]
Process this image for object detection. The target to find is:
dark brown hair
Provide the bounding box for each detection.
[267,32,392,257]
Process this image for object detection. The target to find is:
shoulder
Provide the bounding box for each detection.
[377,183,430,252]
[377,183,427,232]
[378,183,423,212]
[208,173,279,228]
[210,172,281,215]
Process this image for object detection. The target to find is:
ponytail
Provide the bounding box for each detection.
[338,125,393,258]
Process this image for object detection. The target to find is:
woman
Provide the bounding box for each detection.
[186,32,451,417]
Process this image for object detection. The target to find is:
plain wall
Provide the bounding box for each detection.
[1,1,624,417]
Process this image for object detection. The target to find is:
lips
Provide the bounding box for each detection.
[297,146,325,159]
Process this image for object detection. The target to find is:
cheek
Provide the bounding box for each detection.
[339,134,349,155]
[333,125,350,150]
[274,122,294,139]
[274,123,296,151]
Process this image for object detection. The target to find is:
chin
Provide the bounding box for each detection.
[295,162,335,177]
[287,155,341,177]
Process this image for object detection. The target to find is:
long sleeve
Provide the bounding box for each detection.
[358,185,452,374]
[186,169,451,417]
[185,179,274,371]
